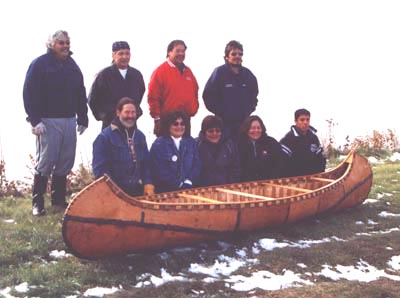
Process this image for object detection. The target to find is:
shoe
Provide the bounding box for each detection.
[51,201,69,212]
[32,203,46,216]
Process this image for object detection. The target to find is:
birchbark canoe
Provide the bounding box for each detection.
[62,150,372,259]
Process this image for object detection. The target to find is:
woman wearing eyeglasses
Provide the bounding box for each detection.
[149,111,201,193]
[196,115,240,187]
[238,115,285,182]
[202,40,258,141]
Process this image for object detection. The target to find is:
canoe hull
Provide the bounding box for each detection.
[63,151,372,259]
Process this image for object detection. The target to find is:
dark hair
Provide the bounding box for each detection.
[294,108,310,120]
[115,97,142,118]
[238,115,267,141]
[166,40,187,58]
[159,111,189,137]
[224,40,243,59]
[201,115,223,133]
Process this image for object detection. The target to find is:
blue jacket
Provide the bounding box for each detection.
[196,133,240,186]
[149,136,201,193]
[202,63,258,123]
[280,125,326,177]
[92,120,151,196]
[23,51,88,127]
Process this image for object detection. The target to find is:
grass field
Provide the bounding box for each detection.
[1,159,399,298]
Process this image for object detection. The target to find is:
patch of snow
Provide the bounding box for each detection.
[217,241,232,250]
[292,237,336,248]
[189,256,246,277]
[356,227,400,237]
[297,263,307,268]
[4,219,15,223]
[49,250,72,259]
[134,268,189,288]
[170,247,194,253]
[355,221,364,225]
[376,193,384,199]
[378,211,400,218]
[367,219,378,225]
[386,247,393,250]
[83,286,120,297]
[14,282,29,293]
[225,269,313,291]
[257,238,290,250]
[388,256,400,270]
[202,277,217,283]
[316,259,400,282]
[251,245,260,255]
[363,198,378,204]
[0,287,17,298]
[235,248,247,258]
[389,152,400,162]
[158,252,169,260]
[368,157,380,164]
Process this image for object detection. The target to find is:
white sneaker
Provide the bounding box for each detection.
[32,204,45,216]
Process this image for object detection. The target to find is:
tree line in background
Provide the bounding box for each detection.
[1,127,399,198]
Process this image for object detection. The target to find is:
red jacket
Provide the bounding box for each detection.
[148,60,199,118]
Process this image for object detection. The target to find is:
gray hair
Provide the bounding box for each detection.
[46,30,69,49]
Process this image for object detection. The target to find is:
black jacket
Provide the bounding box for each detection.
[280,125,326,177]
[196,133,240,186]
[238,134,284,181]
[88,64,145,127]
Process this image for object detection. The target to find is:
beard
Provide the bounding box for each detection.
[120,117,136,128]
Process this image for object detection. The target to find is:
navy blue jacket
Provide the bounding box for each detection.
[203,63,258,123]
[280,125,326,177]
[239,134,285,181]
[149,136,201,193]
[88,64,145,126]
[196,133,240,186]
[23,51,88,127]
[92,119,151,196]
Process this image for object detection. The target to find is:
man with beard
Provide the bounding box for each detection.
[88,41,145,130]
[203,40,259,140]
[23,30,88,216]
[148,40,199,136]
[92,97,154,196]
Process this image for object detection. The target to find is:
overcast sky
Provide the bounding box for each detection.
[0,0,399,180]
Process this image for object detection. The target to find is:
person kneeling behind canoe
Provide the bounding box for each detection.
[92,97,154,196]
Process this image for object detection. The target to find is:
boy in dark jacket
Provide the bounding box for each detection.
[280,108,326,177]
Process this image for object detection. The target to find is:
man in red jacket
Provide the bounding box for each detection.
[148,40,199,136]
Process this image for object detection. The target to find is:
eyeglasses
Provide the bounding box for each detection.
[172,121,185,127]
[206,128,222,134]
[57,40,70,46]
[230,51,243,57]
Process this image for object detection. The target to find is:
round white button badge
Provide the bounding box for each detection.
[171,155,178,162]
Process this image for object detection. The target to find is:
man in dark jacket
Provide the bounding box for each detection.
[203,40,258,140]
[92,97,154,196]
[280,108,326,177]
[23,30,88,216]
[89,41,145,129]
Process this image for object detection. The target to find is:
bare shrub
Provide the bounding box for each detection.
[67,162,94,195]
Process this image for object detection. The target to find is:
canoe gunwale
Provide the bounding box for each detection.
[68,151,357,212]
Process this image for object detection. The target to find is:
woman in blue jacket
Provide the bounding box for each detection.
[149,111,201,193]
[196,115,240,186]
